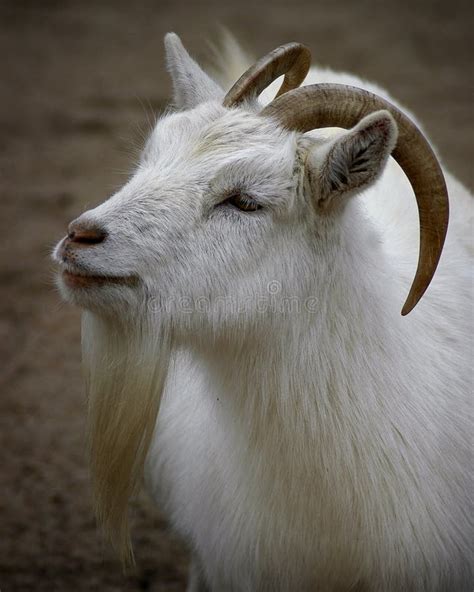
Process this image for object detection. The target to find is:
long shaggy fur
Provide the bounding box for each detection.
[82,311,170,565]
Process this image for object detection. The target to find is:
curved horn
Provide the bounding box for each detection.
[223,43,311,108]
[261,84,449,316]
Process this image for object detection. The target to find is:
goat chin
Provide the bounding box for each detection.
[81,310,170,565]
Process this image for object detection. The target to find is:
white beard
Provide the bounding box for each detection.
[81,309,171,565]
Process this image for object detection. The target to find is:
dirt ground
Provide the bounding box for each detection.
[0,0,472,590]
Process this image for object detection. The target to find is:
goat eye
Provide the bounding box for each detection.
[224,193,262,212]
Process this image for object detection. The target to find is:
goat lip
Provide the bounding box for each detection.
[61,269,137,288]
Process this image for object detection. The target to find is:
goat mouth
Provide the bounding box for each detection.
[61,270,138,289]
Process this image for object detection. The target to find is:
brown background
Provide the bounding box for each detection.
[0,0,472,590]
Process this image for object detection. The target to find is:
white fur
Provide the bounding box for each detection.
[53,33,473,591]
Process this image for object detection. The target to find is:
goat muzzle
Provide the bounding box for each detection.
[66,221,108,247]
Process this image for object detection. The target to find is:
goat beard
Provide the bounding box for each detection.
[81,309,171,566]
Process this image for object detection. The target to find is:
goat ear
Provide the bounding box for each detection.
[164,33,224,109]
[306,110,398,209]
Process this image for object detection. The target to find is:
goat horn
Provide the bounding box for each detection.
[223,43,311,108]
[261,84,449,315]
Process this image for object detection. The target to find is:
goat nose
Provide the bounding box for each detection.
[67,221,108,245]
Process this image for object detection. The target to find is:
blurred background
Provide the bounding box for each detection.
[0,0,472,590]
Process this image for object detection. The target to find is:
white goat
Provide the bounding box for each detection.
[53,33,473,591]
